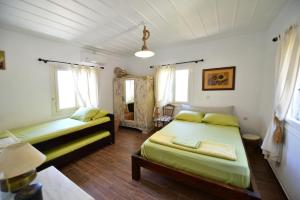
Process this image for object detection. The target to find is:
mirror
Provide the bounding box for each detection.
[124,79,134,121]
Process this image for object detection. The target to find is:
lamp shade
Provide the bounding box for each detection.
[0,142,46,179]
[134,50,155,58]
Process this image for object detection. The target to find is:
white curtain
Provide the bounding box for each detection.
[262,25,300,163]
[154,64,175,108]
[71,65,100,108]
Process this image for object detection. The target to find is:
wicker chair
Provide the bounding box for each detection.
[154,104,175,128]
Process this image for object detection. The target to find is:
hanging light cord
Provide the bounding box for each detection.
[142,25,150,50]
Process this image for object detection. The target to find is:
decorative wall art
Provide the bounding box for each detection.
[202,66,236,90]
[0,50,5,70]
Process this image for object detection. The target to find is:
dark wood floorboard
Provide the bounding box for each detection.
[60,128,287,200]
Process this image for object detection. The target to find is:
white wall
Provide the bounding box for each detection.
[125,32,266,134]
[0,28,124,131]
[259,1,300,199]
[0,1,299,197]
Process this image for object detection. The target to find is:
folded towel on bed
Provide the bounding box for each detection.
[149,134,173,146]
[197,140,237,161]
[149,133,236,161]
[172,137,201,149]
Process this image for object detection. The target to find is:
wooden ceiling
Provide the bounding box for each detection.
[0,0,288,56]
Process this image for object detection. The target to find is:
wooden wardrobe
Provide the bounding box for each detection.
[113,76,154,133]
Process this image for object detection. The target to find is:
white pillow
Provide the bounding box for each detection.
[180,104,234,115]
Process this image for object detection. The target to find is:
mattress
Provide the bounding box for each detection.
[45,130,110,161]
[141,120,250,188]
[10,117,110,144]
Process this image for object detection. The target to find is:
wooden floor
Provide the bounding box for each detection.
[60,128,287,200]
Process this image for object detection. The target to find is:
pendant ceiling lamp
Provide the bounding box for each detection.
[134,25,155,58]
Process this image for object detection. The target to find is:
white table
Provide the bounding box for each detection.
[1,166,94,200]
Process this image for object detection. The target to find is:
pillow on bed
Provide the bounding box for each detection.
[175,110,204,123]
[202,113,239,127]
[70,107,99,122]
[92,109,109,120]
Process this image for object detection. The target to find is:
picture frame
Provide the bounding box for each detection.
[202,66,236,90]
[0,50,5,70]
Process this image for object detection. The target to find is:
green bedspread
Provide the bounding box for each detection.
[141,120,250,188]
[10,117,110,144]
[45,130,110,161]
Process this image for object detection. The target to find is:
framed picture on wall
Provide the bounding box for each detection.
[202,66,236,90]
[0,50,5,70]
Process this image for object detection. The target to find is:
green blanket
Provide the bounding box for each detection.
[10,117,110,144]
[150,133,237,160]
[45,130,110,161]
[141,120,250,188]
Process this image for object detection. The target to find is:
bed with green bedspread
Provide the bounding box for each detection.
[10,117,110,144]
[141,119,250,188]
[4,115,114,168]
[44,130,110,161]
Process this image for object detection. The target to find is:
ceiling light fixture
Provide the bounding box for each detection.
[134,25,155,58]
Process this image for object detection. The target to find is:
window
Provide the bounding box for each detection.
[53,67,77,113]
[293,89,300,120]
[52,65,99,115]
[56,70,76,110]
[175,69,189,102]
[291,71,300,121]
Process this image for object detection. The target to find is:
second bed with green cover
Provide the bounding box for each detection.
[7,116,112,162]
[141,120,250,188]
[10,117,110,144]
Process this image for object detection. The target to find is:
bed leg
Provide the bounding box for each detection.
[132,155,140,180]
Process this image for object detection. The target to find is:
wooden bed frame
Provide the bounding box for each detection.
[131,131,261,200]
[37,114,115,170]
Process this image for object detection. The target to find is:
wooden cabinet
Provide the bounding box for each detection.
[113,76,154,133]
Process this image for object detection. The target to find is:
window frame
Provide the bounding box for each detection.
[51,65,78,116]
[173,66,191,104]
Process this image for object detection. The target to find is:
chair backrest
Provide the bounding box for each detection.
[163,104,175,117]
